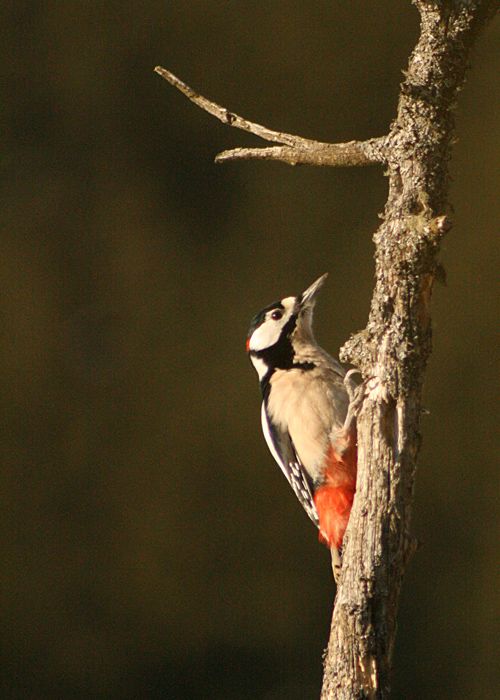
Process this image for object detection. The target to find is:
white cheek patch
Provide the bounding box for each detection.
[249,318,283,351]
[248,298,297,352]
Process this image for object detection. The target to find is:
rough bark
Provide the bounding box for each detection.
[155,1,497,697]
[324,2,497,698]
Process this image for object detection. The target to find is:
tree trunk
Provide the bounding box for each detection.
[322,2,497,697]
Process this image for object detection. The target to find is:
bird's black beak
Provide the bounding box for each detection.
[299,273,328,308]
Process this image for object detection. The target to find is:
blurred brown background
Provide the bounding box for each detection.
[1,3,498,699]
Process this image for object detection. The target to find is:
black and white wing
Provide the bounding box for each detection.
[260,402,319,527]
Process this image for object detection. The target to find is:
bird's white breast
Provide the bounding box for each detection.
[267,367,348,482]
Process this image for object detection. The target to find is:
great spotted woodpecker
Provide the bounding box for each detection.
[246,274,357,581]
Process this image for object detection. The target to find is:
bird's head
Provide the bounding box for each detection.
[246,274,328,376]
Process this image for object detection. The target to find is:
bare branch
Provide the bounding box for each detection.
[154,66,386,167]
[154,66,302,146]
[216,138,386,167]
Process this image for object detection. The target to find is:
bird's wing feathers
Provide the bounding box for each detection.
[261,402,319,527]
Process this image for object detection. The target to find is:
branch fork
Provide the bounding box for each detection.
[154,66,387,168]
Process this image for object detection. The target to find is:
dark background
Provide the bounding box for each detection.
[2,3,498,699]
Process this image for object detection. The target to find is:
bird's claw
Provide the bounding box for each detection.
[342,370,366,433]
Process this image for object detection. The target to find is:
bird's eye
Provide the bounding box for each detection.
[271,310,283,321]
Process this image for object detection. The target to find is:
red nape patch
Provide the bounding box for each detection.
[245,338,250,352]
[314,485,355,549]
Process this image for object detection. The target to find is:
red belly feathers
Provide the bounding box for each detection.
[313,431,357,549]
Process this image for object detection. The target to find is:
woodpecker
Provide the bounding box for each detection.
[246,274,357,581]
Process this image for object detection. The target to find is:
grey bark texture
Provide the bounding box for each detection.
[156,1,497,697]
[326,2,497,698]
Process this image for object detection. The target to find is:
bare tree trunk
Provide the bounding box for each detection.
[323,3,497,697]
[155,1,497,697]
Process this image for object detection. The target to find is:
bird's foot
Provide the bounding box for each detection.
[342,370,365,433]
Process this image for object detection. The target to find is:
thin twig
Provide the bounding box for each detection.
[154,66,386,167]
